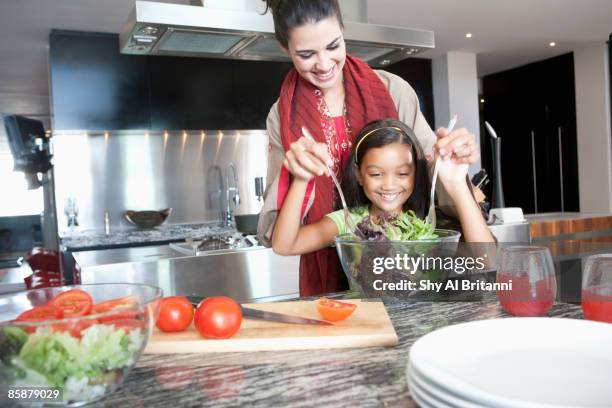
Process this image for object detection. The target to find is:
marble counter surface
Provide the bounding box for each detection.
[60,223,235,251]
[97,296,582,408]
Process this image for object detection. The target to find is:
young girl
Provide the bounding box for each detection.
[272,119,494,255]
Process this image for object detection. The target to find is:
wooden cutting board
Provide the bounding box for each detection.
[144,300,398,354]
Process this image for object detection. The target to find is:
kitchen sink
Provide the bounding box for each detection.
[169,234,262,256]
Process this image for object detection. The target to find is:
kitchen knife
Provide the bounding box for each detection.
[187,297,332,326]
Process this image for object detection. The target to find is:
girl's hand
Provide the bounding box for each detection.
[437,155,469,189]
[283,137,331,181]
[434,127,479,164]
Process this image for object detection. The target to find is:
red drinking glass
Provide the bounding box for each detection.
[582,254,612,323]
[496,246,557,317]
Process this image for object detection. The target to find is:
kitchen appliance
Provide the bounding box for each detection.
[144,299,398,353]
[2,114,58,249]
[2,114,52,183]
[119,0,434,66]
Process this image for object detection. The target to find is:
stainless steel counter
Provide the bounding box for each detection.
[74,246,300,303]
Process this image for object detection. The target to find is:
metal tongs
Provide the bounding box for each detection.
[425,114,458,229]
[301,127,358,236]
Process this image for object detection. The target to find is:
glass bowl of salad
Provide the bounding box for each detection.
[0,283,162,406]
[334,211,461,300]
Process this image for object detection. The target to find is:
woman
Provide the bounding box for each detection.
[258,0,480,296]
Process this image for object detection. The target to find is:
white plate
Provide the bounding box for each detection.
[408,362,484,408]
[408,372,453,408]
[409,318,612,408]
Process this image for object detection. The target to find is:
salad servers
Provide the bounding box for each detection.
[301,126,359,236]
[425,114,458,229]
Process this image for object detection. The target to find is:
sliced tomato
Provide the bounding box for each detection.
[91,295,140,323]
[16,303,62,322]
[52,318,97,338]
[91,295,139,314]
[51,289,93,317]
[315,298,357,322]
[110,318,145,332]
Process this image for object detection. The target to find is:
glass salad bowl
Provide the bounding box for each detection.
[0,283,162,406]
[335,229,462,300]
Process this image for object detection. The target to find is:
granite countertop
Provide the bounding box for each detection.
[60,223,235,251]
[98,295,582,407]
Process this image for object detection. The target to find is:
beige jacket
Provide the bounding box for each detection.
[257,70,455,246]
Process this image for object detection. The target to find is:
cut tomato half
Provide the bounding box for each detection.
[51,289,93,317]
[314,298,357,322]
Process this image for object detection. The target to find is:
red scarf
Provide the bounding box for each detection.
[276,55,399,296]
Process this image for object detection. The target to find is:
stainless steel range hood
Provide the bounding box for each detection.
[119,1,434,67]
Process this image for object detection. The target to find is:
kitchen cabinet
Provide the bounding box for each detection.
[385,57,435,127]
[49,31,151,130]
[482,53,579,213]
[49,30,292,131]
[49,30,435,132]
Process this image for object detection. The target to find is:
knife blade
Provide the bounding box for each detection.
[240,306,332,326]
[187,297,332,326]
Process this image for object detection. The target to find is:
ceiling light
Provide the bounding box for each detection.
[465,33,473,38]
[549,42,556,47]
[480,99,485,103]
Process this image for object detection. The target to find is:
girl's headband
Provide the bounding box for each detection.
[353,126,403,163]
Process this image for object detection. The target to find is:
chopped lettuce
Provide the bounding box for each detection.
[16,324,142,388]
[354,211,437,241]
[0,323,143,403]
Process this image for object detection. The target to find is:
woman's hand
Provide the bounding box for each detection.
[434,127,479,164]
[283,137,331,181]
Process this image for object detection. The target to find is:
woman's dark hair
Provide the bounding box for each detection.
[262,0,344,48]
[340,119,431,218]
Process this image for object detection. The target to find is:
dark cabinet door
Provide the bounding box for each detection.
[482,53,579,213]
[49,30,151,130]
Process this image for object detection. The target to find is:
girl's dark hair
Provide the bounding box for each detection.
[340,119,431,218]
[262,0,344,48]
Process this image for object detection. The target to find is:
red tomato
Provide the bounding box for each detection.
[155,366,195,390]
[16,303,62,322]
[156,296,194,332]
[91,295,141,323]
[315,298,357,322]
[199,366,245,401]
[51,289,93,317]
[194,297,242,339]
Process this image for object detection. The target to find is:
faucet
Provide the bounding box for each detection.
[224,162,240,227]
[206,165,224,222]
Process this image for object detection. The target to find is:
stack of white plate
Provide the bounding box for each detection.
[407,318,612,408]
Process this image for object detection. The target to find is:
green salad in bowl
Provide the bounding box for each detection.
[335,211,461,300]
[0,283,162,406]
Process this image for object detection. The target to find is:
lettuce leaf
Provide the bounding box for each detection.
[355,211,437,241]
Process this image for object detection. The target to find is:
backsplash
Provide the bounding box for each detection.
[52,130,268,233]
